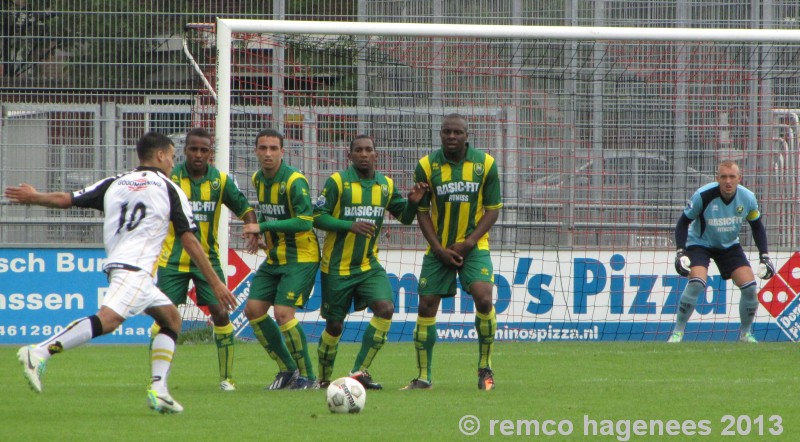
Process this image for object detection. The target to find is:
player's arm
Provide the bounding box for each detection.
[313,175,351,232]
[314,212,351,232]
[413,160,460,267]
[674,213,691,251]
[673,189,703,277]
[242,214,312,234]
[448,208,500,258]
[180,231,237,311]
[748,215,774,279]
[673,213,692,276]
[390,182,428,225]
[240,210,260,253]
[449,159,502,258]
[241,210,258,224]
[4,184,73,208]
[743,202,768,256]
[222,174,260,252]
[167,182,237,311]
[418,210,462,268]
[314,213,375,237]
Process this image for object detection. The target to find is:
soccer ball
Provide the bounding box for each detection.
[326,376,367,414]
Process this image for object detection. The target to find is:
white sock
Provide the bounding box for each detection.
[36,317,95,359]
[150,333,176,395]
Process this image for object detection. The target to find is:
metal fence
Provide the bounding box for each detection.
[2,1,800,250]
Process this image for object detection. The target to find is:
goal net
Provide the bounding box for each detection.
[180,19,800,343]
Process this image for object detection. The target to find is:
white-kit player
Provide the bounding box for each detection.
[4,131,237,414]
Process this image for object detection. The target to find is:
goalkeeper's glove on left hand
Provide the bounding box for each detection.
[758,253,775,280]
[674,249,690,277]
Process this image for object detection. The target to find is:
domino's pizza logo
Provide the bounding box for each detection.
[758,252,800,340]
[226,249,255,337]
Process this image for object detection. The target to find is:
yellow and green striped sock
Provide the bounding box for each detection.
[214,323,235,380]
[413,316,437,382]
[317,330,340,382]
[353,316,390,372]
[475,307,496,369]
[281,318,315,380]
[250,313,296,371]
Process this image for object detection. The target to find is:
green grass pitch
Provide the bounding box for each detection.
[2,341,797,441]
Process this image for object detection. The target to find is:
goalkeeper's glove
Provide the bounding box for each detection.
[758,253,775,280]
[674,249,690,277]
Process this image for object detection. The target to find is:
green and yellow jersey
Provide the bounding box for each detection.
[314,166,416,276]
[414,144,502,253]
[158,162,253,271]
[252,161,320,265]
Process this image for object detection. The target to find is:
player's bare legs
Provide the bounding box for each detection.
[17,307,122,393]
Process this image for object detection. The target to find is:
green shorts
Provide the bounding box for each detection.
[320,267,394,322]
[249,261,320,308]
[418,249,494,297]
[156,265,226,306]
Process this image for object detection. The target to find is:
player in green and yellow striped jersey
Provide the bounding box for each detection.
[313,135,428,390]
[241,129,320,390]
[155,127,259,391]
[402,114,503,391]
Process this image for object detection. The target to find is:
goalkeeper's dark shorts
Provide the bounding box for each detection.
[685,244,750,280]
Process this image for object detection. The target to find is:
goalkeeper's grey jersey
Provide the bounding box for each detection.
[684,182,760,249]
[71,166,197,273]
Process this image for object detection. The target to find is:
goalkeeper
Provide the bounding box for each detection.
[669,160,774,343]
[313,134,427,389]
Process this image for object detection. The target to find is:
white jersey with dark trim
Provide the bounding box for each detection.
[71,167,197,273]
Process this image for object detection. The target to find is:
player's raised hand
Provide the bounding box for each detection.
[674,249,691,277]
[349,221,376,238]
[758,253,775,280]
[4,183,39,204]
[407,182,429,204]
[5,183,72,208]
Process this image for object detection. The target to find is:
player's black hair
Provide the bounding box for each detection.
[442,113,469,132]
[255,129,284,148]
[136,131,174,161]
[186,127,213,144]
[349,134,374,152]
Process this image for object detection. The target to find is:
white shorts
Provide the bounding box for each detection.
[103,268,173,319]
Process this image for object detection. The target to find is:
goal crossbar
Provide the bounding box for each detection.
[216,19,800,42]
